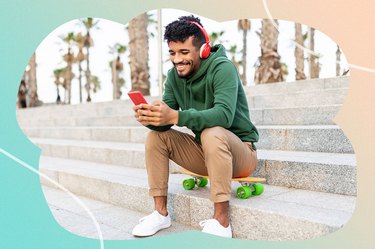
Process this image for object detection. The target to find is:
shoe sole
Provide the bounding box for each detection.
[132,223,172,237]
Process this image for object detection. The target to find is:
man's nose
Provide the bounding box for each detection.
[172,54,183,64]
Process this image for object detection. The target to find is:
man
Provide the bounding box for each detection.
[131,15,258,238]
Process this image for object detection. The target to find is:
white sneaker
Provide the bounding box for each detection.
[132,211,171,237]
[200,219,232,238]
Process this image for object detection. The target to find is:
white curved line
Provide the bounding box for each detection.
[347,63,375,74]
[0,148,105,249]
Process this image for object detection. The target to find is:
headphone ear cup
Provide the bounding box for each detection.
[200,43,211,59]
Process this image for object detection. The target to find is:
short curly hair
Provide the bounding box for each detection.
[164,15,206,49]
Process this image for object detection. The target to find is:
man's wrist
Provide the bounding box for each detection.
[172,110,179,125]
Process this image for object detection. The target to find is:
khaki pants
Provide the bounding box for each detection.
[145,126,257,203]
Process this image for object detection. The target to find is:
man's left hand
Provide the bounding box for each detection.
[136,101,178,126]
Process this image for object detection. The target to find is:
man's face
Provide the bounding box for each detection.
[168,36,201,79]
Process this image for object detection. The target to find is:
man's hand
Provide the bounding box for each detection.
[133,101,178,126]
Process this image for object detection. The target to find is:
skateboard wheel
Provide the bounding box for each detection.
[183,178,195,190]
[236,186,252,199]
[252,183,264,196]
[196,177,208,187]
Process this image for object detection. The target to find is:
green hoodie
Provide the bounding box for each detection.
[148,44,259,147]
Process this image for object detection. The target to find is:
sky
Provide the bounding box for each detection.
[34,8,348,105]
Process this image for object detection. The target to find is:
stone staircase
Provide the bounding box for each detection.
[16,76,356,240]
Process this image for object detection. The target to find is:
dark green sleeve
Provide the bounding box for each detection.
[177,61,238,131]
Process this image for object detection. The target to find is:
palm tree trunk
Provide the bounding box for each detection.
[157,9,164,95]
[112,59,117,99]
[66,65,72,104]
[64,48,74,104]
[241,27,248,85]
[128,13,151,95]
[85,32,92,102]
[294,23,306,80]
[56,85,61,104]
[78,61,83,103]
[336,45,341,76]
[28,53,39,107]
[308,28,320,79]
[254,19,284,84]
[238,19,251,86]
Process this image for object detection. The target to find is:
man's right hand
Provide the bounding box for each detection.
[133,101,178,127]
[133,104,153,126]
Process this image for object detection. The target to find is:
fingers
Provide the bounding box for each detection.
[149,105,162,112]
[133,101,169,126]
[151,100,163,106]
[136,114,162,126]
[137,109,161,118]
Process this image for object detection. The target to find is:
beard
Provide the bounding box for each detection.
[173,61,195,79]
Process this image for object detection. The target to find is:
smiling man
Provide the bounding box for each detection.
[131,15,259,238]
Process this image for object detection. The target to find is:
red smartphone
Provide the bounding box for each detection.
[128,91,148,105]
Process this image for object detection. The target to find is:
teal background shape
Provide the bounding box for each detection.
[0,0,369,248]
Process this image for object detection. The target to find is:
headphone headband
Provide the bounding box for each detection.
[190,21,210,45]
[190,21,211,59]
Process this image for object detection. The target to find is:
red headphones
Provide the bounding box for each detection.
[190,21,211,59]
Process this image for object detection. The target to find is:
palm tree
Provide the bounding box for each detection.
[90,75,101,94]
[61,32,76,104]
[226,44,241,71]
[336,45,341,76]
[81,17,99,102]
[254,19,284,84]
[109,43,127,99]
[17,79,27,108]
[53,68,65,104]
[238,19,251,85]
[27,52,40,107]
[294,23,306,80]
[73,32,86,103]
[209,30,225,45]
[307,27,320,79]
[128,12,151,95]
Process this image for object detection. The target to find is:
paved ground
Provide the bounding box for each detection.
[42,185,197,240]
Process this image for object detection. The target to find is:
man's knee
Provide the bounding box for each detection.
[146,130,164,149]
[201,127,227,142]
[146,130,175,148]
[201,127,228,153]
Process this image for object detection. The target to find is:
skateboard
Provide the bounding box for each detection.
[181,168,266,199]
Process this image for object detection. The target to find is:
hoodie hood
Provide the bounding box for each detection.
[187,44,227,82]
[170,44,229,110]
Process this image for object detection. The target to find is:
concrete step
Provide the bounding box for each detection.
[17,104,342,128]
[16,97,159,119]
[42,185,195,239]
[39,156,355,240]
[32,137,356,195]
[17,88,346,121]
[257,125,353,153]
[17,114,140,127]
[244,76,349,96]
[247,88,348,109]
[16,87,346,120]
[16,77,348,123]
[17,77,348,118]
[22,125,353,153]
[251,105,341,125]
